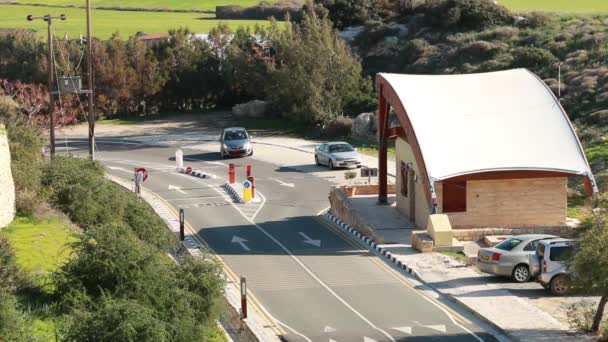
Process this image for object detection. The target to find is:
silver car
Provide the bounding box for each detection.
[220,127,253,158]
[314,142,362,169]
[477,234,557,283]
[531,238,575,295]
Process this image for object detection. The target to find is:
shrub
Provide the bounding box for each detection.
[322,116,353,138]
[420,0,513,31]
[0,290,34,341]
[511,47,558,69]
[64,297,169,341]
[313,0,393,29]
[0,238,25,292]
[566,300,596,332]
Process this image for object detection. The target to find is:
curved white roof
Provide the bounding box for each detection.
[380,69,595,187]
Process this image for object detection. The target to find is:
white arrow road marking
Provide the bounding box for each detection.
[425,325,446,333]
[106,165,131,173]
[364,337,378,342]
[231,236,251,251]
[299,232,321,247]
[168,185,186,194]
[273,178,295,187]
[392,327,412,335]
[323,326,336,333]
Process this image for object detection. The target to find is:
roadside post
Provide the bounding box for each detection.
[247,176,255,198]
[175,149,183,169]
[240,277,247,320]
[134,167,148,197]
[179,208,185,241]
[246,164,252,178]
[243,180,252,202]
[229,163,235,184]
[361,167,378,184]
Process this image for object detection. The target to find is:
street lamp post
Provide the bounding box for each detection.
[26,13,66,156]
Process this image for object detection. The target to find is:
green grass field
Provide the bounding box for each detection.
[1,213,77,284]
[15,0,267,11]
[0,4,274,39]
[500,0,608,13]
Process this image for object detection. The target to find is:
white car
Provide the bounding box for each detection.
[314,142,362,169]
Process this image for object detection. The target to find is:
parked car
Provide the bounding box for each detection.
[314,142,362,169]
[220,127,253,158]
[477,234,557,283]
[531,238,575,295]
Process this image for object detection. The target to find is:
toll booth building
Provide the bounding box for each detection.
[375,69,598,235]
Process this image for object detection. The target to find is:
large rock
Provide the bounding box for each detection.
[0,124,15,228]
[232,100,268,118]
[351,112,377,140]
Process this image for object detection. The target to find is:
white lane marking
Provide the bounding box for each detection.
[299,232,321,247]
[202,181,396,342]
[272,178,295,188]
[101,157,481,342]
[329,339,338,342]
[168,185,186,194]
[166,196,226,201]
[323,326,336,333]
[364,337,378,342]
[424,324,446,333]
[231,236,251,252]
[317,206,331,216]
[392,326,412,335]
[106,165,131,173]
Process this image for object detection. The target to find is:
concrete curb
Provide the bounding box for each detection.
[177,167,216,179]
[325,212,418,278]
[108,175,280,342]
[324,211,514,341]
[224,183,243,203]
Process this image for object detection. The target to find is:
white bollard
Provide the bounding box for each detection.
[175,149,183,169]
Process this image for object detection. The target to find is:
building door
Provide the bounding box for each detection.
[408,168,416,223]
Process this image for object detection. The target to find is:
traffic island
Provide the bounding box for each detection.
[224,182,261,204]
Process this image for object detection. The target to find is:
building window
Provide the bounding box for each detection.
[400,161,409,197]
[442,181,467,212]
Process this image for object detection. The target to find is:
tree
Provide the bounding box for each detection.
[265,9,368,124]
[572,209,608,334]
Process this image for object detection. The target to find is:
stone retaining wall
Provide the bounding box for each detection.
[328,187,384,243]
[452,225,580,242]
[0,125,15,228]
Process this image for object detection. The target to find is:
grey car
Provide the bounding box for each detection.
[531,238,575,295]
[314,142,362,169]
[477,234,557,283]
[220,127,253,158]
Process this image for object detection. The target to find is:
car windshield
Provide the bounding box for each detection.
[329,144,354,153]
[495,238,523,251]
[225,131,247,141]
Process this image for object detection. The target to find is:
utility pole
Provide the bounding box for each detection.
[27,13,66,156]
[85,0,95,159]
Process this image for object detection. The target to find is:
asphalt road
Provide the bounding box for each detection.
[57,137,503,342]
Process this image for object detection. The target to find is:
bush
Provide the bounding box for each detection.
[42,157,175,247]
[64,297,169,341]
[322,116,353,138]
[566,300,597,332]
[0,238,25,292]
[0,290,34,341]
[313,0,393,29]
[511,47,558,69]
[420,0,513,31]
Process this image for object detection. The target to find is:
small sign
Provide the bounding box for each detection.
[185,166,193,174]
[243,180,252,189]
[361,167,378,178]
[136,167,148,182]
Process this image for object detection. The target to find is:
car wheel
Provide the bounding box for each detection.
[549,274,570,296]
[328,160,334,170]
[511,264,531,283]
[249,150,253,156]
[315,155,320,166]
